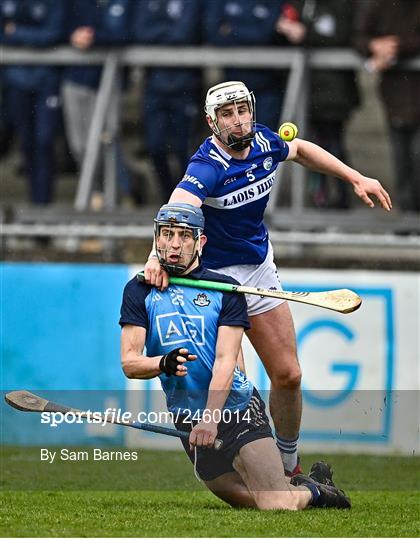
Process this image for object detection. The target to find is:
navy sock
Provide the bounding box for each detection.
[302,482,320,505]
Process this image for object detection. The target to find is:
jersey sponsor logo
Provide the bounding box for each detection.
[204,171,276,210]
[193,293,211,307]
[181,174,204,190]
[263,157,273,170]
[110,4,125,17]
[224,176,237,185]
[156,312,205,346]
[253,4,269,18]
[32,3,47,20]
[167,0,183,19]
[245,164,257,173]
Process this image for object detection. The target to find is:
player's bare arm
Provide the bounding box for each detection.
[144,242,169,289]
[189,325,243,450]
[286,138,392,211]
[121,325,196,379]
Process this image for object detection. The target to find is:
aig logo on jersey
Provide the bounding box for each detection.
[156,312,205,347]
[263,157,273,170]
[193,293,210,307]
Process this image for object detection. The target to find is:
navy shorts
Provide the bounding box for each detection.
[175,388,273,481]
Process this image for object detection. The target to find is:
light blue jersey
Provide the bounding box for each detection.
[177,124,289,268]
[120,267,253,415]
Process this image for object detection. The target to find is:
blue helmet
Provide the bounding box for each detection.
[154,203,205,275]
[154,203,204,238]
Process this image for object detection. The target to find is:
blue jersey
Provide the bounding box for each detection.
[119,266,253,415]
[177,124,289,268]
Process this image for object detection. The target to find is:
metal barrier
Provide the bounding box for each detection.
[1,46,419,258]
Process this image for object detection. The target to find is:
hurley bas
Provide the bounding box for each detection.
[40,448,139,463]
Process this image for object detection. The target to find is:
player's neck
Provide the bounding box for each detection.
[212,135,251,160]
[179,258,200,276]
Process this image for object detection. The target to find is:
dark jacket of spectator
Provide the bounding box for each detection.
[282,0,360,123]
[204,0,283,91]
[0,0,68,204]
[354,0,420,128]
[64,0,132,89]
[276,0,360,208]
[131,0,202,94]
[0,0,68,89]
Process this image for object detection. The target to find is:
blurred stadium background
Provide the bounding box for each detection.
[1,1,419,536]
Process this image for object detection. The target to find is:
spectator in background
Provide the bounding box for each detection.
[354,0,420,214]
[0,72,14,158]
[62,0,133,208]
[131,0,203,202]
[276,0,360,209]
[204,1,285,131]
[0,0,67,205]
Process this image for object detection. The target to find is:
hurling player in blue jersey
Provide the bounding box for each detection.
[144,81,392,476]
[120,203,351,510]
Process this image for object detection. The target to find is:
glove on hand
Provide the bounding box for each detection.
[159,348,191,376]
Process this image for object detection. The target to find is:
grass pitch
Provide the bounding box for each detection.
[1,447,418,537]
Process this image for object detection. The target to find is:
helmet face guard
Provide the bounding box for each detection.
[154,204,205,275]
[205,81,256,151]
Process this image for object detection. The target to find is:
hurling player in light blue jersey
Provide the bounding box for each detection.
[144,81,392,476]
[120,203,351,510]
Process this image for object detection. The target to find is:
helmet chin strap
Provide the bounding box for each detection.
[157,236,201,275]
[225,130,255,151]
[213,121,255,151]
[161,252,199,275]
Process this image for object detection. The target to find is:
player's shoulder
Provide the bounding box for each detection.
[255,123,281,143]
[254,123,289,155]
[123,274,153,299]
[193,266,240,287]
[191,137,215,161]
[191,137,231,170]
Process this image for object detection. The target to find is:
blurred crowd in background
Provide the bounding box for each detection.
[0,0,419,213]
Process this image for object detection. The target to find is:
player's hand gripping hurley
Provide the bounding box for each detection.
[137,273,361,314]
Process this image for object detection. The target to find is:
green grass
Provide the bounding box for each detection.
[1,447,419,537]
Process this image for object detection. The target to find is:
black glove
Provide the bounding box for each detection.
[159,348,190,377]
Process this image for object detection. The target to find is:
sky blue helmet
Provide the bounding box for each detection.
[154,203,205,274]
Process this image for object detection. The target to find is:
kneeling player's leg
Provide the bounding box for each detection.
[204,471,256,508]
[232,438,312,511]
[247,302,302,474]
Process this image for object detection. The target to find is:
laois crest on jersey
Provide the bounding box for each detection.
[177,124,289,268]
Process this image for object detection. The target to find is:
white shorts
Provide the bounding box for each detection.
[211,242,285,317]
